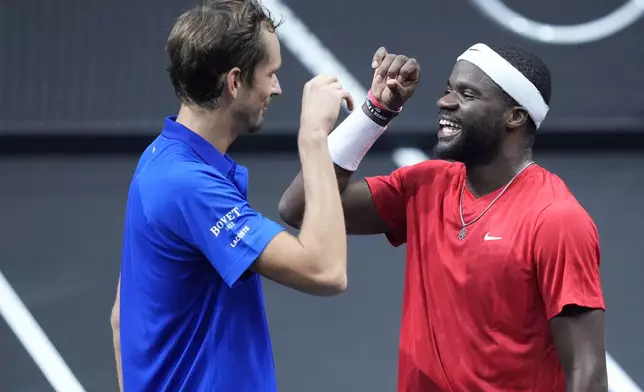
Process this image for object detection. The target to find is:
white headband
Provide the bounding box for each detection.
[456,43,549,129]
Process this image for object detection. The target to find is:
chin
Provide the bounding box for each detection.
[434,136,466,162]
[434,148,463,163]
[236,122,262,136]
[242,113,264,135]
[248,118,263,134]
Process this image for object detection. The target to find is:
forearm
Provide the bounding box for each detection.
[279,165,353,228]
[296,132,347,272]
[279,103,386,227]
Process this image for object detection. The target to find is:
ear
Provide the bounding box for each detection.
[225,67,243,99]
[506,106,529,130]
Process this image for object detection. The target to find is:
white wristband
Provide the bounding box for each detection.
[327,107,387,172]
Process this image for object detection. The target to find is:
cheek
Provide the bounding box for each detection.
[463,102,500,126]
[258,78,273,97]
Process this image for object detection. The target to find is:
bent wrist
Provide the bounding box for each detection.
[327,99,389,172]
[363,90,402,127]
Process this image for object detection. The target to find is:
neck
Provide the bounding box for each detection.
[175,104,238,154]
[465,147,533,198]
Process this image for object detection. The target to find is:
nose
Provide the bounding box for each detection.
[437,91,458,111]
[272,75,282,96]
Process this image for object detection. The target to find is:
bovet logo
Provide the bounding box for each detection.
[209,207,242,237]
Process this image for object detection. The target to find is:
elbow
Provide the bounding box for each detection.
[311,260,348,296]
[581,374,608,392]
[588,360,609,392]
[567,364,608,392]
[591,368,609,392]
[324,271,348,296]
[278,198,301,229]
[315,273,347,296]
[598,376,609,392]
[110,304,120,331]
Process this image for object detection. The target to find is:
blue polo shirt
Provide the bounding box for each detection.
[119,117,285,392]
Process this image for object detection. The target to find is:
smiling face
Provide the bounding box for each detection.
[434,60,512,165]
[231,27,283,134]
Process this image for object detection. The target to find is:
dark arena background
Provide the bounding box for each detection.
[1,1,643,391]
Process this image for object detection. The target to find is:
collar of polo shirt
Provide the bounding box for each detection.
[162,116,239,179]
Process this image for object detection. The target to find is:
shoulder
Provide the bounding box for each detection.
[537,200,597,232]
[393,159,460,184]
[532,200,599,255]
[396,158,455,175]
[365,159,458,198]
[139,161,237,219]
[528,165,579,201]
[521,166,591,218]
[146,160,228,193]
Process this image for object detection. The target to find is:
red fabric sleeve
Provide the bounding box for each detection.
[364,167,408,247]
[533,201,606,320]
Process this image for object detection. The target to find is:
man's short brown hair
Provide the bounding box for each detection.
[166,0,281,109]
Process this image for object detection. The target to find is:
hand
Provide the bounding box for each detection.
[370,47,420,110]
[300,74,354,134]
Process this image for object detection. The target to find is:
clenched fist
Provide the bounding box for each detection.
[300,74,354,135]
[370,47,421,110]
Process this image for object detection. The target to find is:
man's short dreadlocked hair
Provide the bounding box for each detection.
[487,44,552,132]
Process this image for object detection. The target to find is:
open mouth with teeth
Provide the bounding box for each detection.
[438,119,462,138]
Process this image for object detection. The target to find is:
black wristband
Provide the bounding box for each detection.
[362,96,400,127]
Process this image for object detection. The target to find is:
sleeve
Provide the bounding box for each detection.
[533,202,606,320]
[166,169,285,287]
[364,167,408,246]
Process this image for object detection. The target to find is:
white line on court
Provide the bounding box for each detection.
[0,270,86,392]
[261,0,643,391]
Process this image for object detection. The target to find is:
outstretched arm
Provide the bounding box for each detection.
[279,48,420,234]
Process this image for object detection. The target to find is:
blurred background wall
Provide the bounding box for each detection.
[1,0,643,391]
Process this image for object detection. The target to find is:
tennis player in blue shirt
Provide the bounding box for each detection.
[109,1,357,391]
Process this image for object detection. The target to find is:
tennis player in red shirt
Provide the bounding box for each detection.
[280,43,608,391]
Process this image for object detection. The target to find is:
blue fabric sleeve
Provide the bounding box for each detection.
[166,168,285,287]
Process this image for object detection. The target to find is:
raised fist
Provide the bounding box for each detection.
[300,74,355,135]
[370,47,421,110]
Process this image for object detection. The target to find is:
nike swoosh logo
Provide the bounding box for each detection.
[484,233,503,241]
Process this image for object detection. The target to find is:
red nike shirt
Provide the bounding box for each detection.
[365,160,605,392]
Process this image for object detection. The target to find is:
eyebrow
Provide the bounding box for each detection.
[447,80,483,95]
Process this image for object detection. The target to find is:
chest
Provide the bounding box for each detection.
[405,184,540,293]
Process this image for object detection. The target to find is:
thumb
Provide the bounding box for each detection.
[342,90,355,112]
[386,78,404,95]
